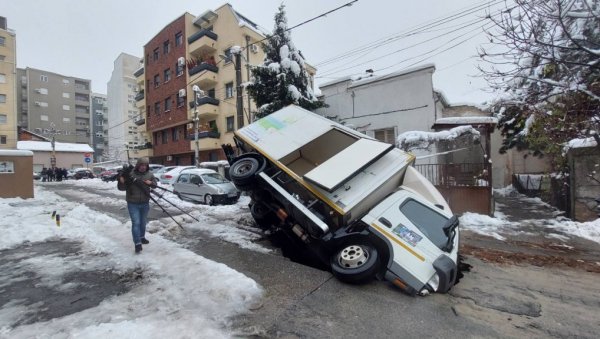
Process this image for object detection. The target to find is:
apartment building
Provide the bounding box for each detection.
[107,53,141,163]
[91,93,108,162]
[16,67,92,144]
[0,17,17,149]
[137,4,267,165]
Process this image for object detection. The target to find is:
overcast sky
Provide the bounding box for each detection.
[1,0,508,105]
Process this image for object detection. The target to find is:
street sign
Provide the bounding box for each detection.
[84,157,91,163]
[83,152,91,158]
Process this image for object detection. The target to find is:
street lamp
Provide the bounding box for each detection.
[192,85,205,168]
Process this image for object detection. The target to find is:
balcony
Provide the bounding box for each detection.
[134,67,144,78]
[188,29,218,58]
[188,130,221,151]
[134,117,146,126]
[188,97,220,119]
[135,90,144,101]
[187,130,220,140]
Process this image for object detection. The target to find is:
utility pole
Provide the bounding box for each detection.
[49,122,56,170]
[192,85,204,168]
[235,51,244,129]
[245,35,253,123]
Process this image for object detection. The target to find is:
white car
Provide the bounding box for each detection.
[158,166,196,185]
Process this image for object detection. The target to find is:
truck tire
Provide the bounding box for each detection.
[230,157,260,189]
[330,242,380,284]
[250,202,273,229]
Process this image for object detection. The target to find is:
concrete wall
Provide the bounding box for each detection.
[568,147,600,221]
[0,150,33,198]
[31,151,87,171]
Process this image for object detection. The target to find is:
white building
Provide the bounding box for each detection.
[316,64,443,163]
[17,140,94,171]
[107,53,141,162]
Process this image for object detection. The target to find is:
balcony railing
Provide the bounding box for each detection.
[135,91,144,101]
[134,117,146,126]
[188,96,219,109]
[187,29,218,44]
[134,67,144,77]
[188,63,218,77]
[187,130,220,140]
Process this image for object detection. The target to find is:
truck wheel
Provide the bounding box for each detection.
[230,157,260,188]
[250,202,273,229]
[330,242,380,284]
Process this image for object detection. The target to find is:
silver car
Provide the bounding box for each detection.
[173,168,240,205]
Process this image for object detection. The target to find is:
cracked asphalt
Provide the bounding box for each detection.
[2,183,599,338]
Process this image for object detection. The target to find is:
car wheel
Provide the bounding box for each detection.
[204,194,214,206]
[174,190,184,200]
[229,157,260,189]
[330,240,380,284]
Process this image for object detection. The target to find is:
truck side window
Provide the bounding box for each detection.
[399,199,448,250]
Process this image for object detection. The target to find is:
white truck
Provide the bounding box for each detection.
[223,105,459,295]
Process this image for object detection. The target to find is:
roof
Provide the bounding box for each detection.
[434,116,498,125]
[318,64,436,89]
[0,150,33,157]
[17,141,94,153]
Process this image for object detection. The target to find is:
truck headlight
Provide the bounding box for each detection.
[426,273,439,291]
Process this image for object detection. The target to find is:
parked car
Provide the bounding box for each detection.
[159,166,195,185]
[153,166,176,178]
[173,168,240,205]
[100,167,121,182]
[149,164,164,173]
[66,169,76,179]
[33,172,41,180]
[73,168,95,179]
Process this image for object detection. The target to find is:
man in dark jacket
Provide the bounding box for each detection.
[118,157,157,253]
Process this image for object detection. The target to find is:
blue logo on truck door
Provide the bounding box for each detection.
[393,224,422,247]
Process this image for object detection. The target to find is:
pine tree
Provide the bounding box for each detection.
[247,4,325,119]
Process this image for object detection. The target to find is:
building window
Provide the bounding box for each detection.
[154,102,160,114]
[223,48,233,64]
[96,132,103,137]
[63,117,70,123]
[161,130,168,144]
[40,75,48,82]
[40,115,48,121]
[36,88,48,95]
[177,95,185,108]
[62,92,70,98]
[62,79,70,85]
[226,116,234,132]
[62,105,70,111]
[0,37,4,46]
[175,32,183,47]
[0,94,5,103]
[0,135,6,144]
[373,128,396,144]
[0,114,6,124]
[164,68,171,83]
[153,48,159,61]
[164,97,171,112]
[163,40,170,54]
[0,74,5,83]
[172,127,179,141]
[154,74,160,87]
[225,82,234,98]
[96,121,103,126]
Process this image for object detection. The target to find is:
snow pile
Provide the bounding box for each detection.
[563,136,598,154]
[493,184,516,197]
[396,125,480,150]
[545,217,600,245]
[0,187,263,338]
[459,212,517,241]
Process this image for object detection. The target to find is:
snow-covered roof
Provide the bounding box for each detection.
[0,150,34,157]
[349,64,436,89]
[434,117,498,125]
[17,141,94,153]
[563,137,598,154]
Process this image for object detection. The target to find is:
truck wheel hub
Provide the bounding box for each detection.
[338,245,368,268]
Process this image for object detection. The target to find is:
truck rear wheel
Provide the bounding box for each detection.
[250,202,273,229]
[330,242,380,284]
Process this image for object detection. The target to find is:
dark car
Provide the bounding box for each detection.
[74,169,95,179]
[100,167,120,182]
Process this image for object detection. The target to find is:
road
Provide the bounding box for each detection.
[2,182,599,338]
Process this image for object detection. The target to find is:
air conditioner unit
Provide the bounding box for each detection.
[178,57,185,66]
[166,155,173,161]
[250,44,259,53]
[178,88,186,97]
[35,101,41,106]
[187,123,194,130]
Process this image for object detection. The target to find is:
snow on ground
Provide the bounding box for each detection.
[0,186,263,338]
[459,185,600,244]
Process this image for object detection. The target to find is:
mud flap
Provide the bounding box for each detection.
[433,254,457,293]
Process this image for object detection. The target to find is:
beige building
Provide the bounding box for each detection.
[0,17,17,149]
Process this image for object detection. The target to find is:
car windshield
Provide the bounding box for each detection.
[201,173,227,184]
[399,199,448,250]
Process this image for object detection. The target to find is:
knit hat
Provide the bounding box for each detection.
[136,157,150,165]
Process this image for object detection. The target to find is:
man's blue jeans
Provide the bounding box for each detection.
[127,202,149,245]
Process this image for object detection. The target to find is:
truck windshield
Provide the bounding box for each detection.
[399,199,448,249]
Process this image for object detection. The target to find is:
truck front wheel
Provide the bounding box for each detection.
[330,242,380,284]
[230,157,260,189]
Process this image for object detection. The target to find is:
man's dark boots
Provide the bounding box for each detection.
[141,238,149,244]
[135,244,143,253]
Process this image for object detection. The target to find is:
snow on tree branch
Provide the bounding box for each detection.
[396,126,481,151]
